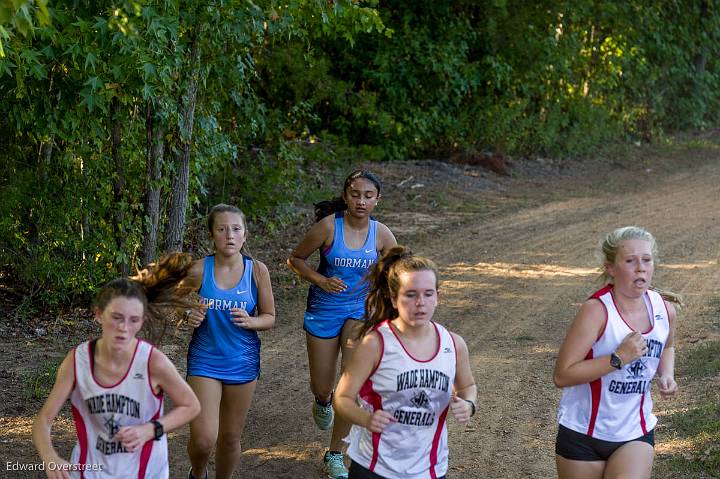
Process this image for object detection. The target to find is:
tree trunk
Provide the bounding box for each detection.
[143,104,164,265]
[110,96,130,276]
[165,35,200,253]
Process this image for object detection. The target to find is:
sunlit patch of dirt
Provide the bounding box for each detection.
[447,261,598,279]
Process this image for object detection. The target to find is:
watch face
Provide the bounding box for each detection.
[154,421,163,439]
[610,353,622,369]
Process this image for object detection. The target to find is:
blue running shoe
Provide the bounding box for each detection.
[323,451,348,479]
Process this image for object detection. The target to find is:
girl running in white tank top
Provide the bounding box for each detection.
[335,246,477,479]
[553,227,681,479]
[33,254,201,479]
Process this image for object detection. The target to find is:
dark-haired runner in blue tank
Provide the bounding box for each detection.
[288,170,397,479]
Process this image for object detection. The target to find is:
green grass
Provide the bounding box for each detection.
[656,341,720,478]
[657,402,720,478]
[25,361,61,401]
[679,341,720,379]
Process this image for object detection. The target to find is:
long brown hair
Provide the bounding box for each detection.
[359,246,439,338]
[94,252,201,343]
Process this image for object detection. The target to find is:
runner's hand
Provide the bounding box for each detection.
[319,276,347,294]
[186,304,208,328]
[114,423,154,452]
[43,454,72,479]
[615,331,647,364]
[230,308,255,330]
[657,375,678,398]
[450,396,474,424]
[365,410,397,433]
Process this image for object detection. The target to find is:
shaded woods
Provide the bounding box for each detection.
[1,0,719,306]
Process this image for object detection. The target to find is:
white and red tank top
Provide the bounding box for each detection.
[69,339,168,478]
[347,321,456,479]
[557,285,670,441]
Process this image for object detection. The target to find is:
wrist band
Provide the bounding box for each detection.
[462,398,476,417]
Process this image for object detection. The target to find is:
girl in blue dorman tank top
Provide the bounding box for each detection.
[288,170,397,479]
[183,204,276,479]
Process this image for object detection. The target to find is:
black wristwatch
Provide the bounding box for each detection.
[610,352,623,370]
[151,420,164,441]
[462,398,476,417]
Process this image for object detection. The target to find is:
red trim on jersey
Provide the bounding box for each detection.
[429,405,449,479]
[639,392,647,435]
[90,338,141,389]
[72,347,78,390]
[388,321,441,363]
[146,343,163,400]
[644,292,656,334]
[590,284,613,299]
[358,378,383,471]
[596,299,609,341]
[138,397,164,478]
[589,286,612,340]
[365,324,385,378]
[586,349,602,437]
[71,404,88,478]
[609,289,654,334]
[449,331,458,364]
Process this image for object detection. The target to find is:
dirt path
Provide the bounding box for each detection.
[1,145,718,478]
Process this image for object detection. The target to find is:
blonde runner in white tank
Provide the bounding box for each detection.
[557,287,670,442]
[347,321,456,479]
[69,339,168,478]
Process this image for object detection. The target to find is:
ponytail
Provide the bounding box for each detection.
[314,197,347,222]
[650,287,684,308]
[359,246,439,339]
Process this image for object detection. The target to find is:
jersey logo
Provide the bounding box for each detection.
[410,390,431,409]
[364,249,374,254]
[133,372,144,380]
[626,359,648,379]
[104,415,121,437]
[443,347,452,354]
[237,290,248,294]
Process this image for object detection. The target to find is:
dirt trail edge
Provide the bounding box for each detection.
[1,149,718,478]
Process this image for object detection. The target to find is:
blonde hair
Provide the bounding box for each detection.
[359,246,439,338]
[598,226,683,306]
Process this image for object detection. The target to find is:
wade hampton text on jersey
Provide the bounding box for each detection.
[393,368,451,426]
[608,337,663,395]
[85,393,143,455]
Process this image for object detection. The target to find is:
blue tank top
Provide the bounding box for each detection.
[306,212,378,317]
[187,255,260,382]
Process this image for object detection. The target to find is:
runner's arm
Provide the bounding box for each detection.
[335,332,390,432]
[657,302,678,397]
[32,351,75,478]
[247,260,276,331]
[553,300,617,388]
[376,222,397,254]
[450,333,477,423]
[287,216,346,292]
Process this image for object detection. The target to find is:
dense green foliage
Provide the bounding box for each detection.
[2,0,720,306]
